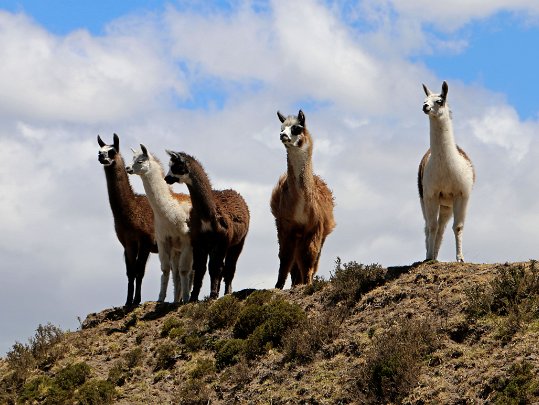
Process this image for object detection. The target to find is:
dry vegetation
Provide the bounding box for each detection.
[2,260,539,404]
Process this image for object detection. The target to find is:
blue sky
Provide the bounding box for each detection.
[2,0,539,355]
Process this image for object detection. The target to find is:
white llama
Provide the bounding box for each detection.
[126,144,193,303]
[418,81,475,262]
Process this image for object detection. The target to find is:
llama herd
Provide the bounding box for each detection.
[98,81,474,306]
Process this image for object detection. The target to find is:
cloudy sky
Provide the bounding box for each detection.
[2,0,539,354]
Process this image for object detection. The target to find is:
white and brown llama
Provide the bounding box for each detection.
[164,150,250,301]
[271,110,335,288]
[98,134,158,306]
[419,81,475,262]
[126,144,193,303]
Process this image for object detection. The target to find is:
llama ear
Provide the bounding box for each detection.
[97,135,105,147]
[297,110,305,126]
[422,84,432,96]
[277,111,286,123]
[441,81,449,100]
[140,144,148,156]
[165,149,181,160]
[130,147,137,155]
[113,133,120,152]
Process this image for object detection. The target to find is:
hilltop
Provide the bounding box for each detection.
[2,260,539,404]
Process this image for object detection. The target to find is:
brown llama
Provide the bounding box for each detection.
[97,134,158,306]
[271,110,335,289]
[164,151,250,301]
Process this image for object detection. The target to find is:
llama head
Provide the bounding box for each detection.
[277,109,310,150]
[97,133,120,166]
[126,144,152,176]
[422,81,450,118]
[164,150,191,185]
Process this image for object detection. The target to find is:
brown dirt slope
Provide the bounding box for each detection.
[2,260,539,404]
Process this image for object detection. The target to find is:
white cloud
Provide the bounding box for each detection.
[2,1,539,355]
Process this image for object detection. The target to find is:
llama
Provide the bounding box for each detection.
[126,144,193,303]
[97,134,158,306]
[418,81,475,262]
[164,151,250,301]
[271,110,335,288]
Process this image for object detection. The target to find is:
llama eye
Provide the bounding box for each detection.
[291,125,303,136]
[436,99,444,105]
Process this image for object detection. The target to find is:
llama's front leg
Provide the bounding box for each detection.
[453,196,469,262]
[275,229,296,289]
[190,245,208,302]
[178,245,193,303]
[157,243,171,302]
[297,230,323,285]
[433,205,452,260]
[423,197,440,261]
[133,245,151,305]
[124,246,138,306]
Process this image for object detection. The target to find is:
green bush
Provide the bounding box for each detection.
[76,379,116,405]
[124,347,144,369]
[19,375,54,403]
[243,289,274,306]
[207,295,241,330]
[243,299,306,359]
[215,339,246,370]
[303,275,328,295]
[493,361,539,404]
[54,362,91,391]
[356,318,439,403]
[161,316,183,337]
[233,303,270,339]
[189,358,216,379]
[154,342,177,371]
[328,259,385,307]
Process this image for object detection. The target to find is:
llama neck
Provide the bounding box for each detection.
[286,143,315,195]
[104,154,136,214]
[429,113,458,158]
[185,160,218,223]
[140,159,175,215]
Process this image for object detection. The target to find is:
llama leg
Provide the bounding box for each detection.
[275,228,297,289]
[208,249,226,299]
[222,238,246,295]
[171,250,182,303]
[133,244,151,306]
[433,205,452,260]
[453,196,469,262]
[297,230,323,285]
[157,242,171,302]
[178,245,193,303]
[290,264,301,287]
[423,197,440,261]
[190,245,208,302]
[124,245,138,306]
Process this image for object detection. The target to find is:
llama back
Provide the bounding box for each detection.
[213,189,250,239]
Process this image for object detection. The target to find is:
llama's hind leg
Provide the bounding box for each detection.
[171,250,182,303]
[208,248,226,299]
[433,205,452,261]
[133,244,151,306]
[453,196,469,262]
[124,244,138,306]
[178,245,193,303]
[297,230,324,285]
[222,238,246,295]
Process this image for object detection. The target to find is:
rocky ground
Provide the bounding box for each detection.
[2,260,539,404]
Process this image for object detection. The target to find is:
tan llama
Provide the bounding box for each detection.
[419,81,475,262]
[271,110,335,288]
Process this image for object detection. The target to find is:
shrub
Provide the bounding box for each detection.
[327,259,385,307]
[303,275,328,295]
[243,299,306,359]
[124,347,144,369]
[178,378,210,405]
[189,358,216,380]
[215,339,246,370]
[76,379,116,405]
[493,361,539,404]
[154,342,177,371]
[243,289,274,306]
[355,318,439,403]
[282,308,346,363]
[54,362,91,391]
[161,316,183,337]
[207,295,241,330]
[233,303,270,339]
[18,375,54,403]
[183,333,205,352]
